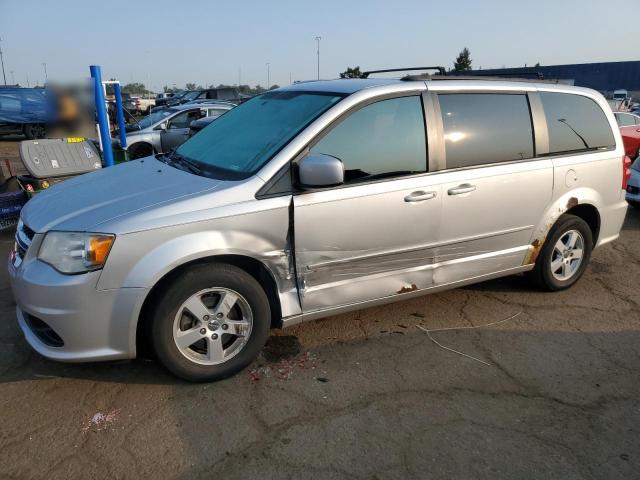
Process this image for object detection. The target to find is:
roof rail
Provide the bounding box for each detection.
[460,71,546,80]
[360,66,446,78]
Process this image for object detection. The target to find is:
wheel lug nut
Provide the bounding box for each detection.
[211,333,218,340]
[200,328,206,335]
[203,315,210,321]
[216,313,224,319]
[221,324,228,330]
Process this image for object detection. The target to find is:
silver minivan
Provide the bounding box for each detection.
[9,76,629,381]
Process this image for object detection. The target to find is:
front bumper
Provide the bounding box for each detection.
[8,253,148,362]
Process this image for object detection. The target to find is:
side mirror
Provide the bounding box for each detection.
[297,153,344,188]
[158,122,167,131]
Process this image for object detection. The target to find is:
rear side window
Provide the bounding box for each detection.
[615,113,635,127]
[310,96,427,183]
[438,94,534,169]
[541,92,615,154]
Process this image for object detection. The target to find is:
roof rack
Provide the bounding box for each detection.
[402,74,560,84]
[360,66,446,78]
[461,71,546,80]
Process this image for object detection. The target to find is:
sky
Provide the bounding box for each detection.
[1,0,638,92]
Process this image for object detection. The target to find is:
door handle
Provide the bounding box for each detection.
[404,190,437,202]
[448,184,476,195]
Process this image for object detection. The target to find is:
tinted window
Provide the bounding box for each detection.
[310,96,426,183]
[169,110,201,129]
[439,94,534,169]
[541,92,615,154]
[616,113,635,127]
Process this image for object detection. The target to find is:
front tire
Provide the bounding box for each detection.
[151,263,271,382]
[527,214,593,291]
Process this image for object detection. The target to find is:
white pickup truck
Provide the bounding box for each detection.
[131,96,156,115]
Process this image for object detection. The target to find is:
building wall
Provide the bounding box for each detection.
[463,61,640,96]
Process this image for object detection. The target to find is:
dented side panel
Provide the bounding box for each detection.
[293,175,443,312]
[97,195,301,319]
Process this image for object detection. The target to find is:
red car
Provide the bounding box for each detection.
[614,112,640,159]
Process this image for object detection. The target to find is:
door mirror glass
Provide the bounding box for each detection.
[298,154,344,188]
[158,122,167,131]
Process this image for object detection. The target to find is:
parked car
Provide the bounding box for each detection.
[114,102,234,158]
[164,87,248,108]
[154,92,174,108]
[626,157,640,206]
[614,112,640,159]
[131,96,155,115]
[9,77,629,382]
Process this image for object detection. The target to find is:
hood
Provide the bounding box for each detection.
[21,156,232,233]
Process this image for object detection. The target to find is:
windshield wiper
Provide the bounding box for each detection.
[166,151,205,176]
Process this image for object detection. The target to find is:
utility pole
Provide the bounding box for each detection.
[266,62,270,90]
[26,73,30,87]
[238,66,241,87]
[42,62,47,83]
[0,37,7,86]
[315,36,321,80]
[10,70,14,85]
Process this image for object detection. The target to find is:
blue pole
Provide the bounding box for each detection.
[113,82,127,149]
[90,65,114,167]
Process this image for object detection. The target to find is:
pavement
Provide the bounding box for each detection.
[0,201,639,479]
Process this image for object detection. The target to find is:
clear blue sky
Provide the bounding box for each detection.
[1,0,638,91]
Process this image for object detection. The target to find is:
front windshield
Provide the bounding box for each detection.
[135,108,177,129]
[175,90,344,179]
[182,91,201,101]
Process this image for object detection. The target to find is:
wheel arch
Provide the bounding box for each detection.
[128,141,154,158]
[136,254,284,358]
[525,190,603,265]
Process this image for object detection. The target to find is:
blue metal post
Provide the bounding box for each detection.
[113,82,127,149]
[89,65,114,167]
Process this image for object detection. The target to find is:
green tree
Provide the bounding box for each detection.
[122,82,149,95]
[339,66,362,78]
[185,82,197,90]
[453,48,472,72]
[268,84,280,90]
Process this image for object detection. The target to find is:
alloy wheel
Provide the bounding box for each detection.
[550,229,585,282]
[172,287,253,365]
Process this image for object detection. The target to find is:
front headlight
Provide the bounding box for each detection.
[38,232,115,274]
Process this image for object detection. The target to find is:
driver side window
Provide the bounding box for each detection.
[169,110,201,129]
[309,95,427,183]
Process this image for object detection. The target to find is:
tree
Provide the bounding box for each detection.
[122,82,149,95]
[453,48,472,72]
[268,84,280,90]
[339,66,362,78]
[185,82,197,90]
[534,62,541,68]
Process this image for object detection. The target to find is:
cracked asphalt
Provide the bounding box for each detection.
[0,209,638,480]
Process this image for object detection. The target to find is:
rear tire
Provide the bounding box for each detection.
[151,263,271,382]
[527,214,593,291]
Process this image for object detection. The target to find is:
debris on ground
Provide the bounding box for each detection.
[81,409,121,433]
[416,311,522,366]
[249,351,318,382]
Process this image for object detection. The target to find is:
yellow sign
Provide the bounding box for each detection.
[66,137,86,143]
